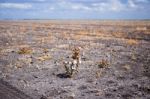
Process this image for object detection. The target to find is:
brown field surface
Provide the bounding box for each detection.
[0,20,150,99]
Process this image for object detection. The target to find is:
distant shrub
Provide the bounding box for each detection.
[18,47,32,54]
[126,39,138,45]
[43,48,49,54]
[123,65,131,71]
[72,47,80,60]
[97,59,109,68]
[37,54,51,61]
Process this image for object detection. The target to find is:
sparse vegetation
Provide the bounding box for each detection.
[126,39,138,45]
[95,70,102,78]
[123,65,131,71]
[97,59,109,68]
[37,54,51,61]
[63,61,74,77]
[17,47,32,54]
[0,20,149,99]
[63,47,81,77]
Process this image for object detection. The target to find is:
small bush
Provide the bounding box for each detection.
[43,48,49,54]
[95,71,102,78]
[72,47,80,60]
[63,61,73,77]
[18,47,32,54]
[37,54,51,61]
[123,65,131,71]
[126,39,138,45]
[97,59,109,68]
[63,47,81,78]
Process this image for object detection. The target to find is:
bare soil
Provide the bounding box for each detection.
[0,20,150,99]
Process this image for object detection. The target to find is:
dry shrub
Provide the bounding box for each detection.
[18,47,32,54]
[123,65,131,71]
[97,59,109,68]
[43,48,49,54]
[63,61,73,77]
[73,31,89,40]
[63,47,81,78]
[72,47,80,60]
[126,39,138,45]
[37,54,51,61]
[95,70,102,78]
[15,58,32,68]
[112,32,125,38]
[131,53,136,60]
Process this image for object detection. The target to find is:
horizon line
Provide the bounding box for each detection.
[0,18,150,21]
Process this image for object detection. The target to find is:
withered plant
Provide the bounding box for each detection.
[63,47,81,77]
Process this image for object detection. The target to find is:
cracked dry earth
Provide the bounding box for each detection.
[0,20,150,99]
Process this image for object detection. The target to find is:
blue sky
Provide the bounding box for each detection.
[0,0,150,19]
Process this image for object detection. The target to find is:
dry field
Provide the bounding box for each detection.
[0,20,150,99]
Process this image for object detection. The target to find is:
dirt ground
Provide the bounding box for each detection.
[0,20,150,99]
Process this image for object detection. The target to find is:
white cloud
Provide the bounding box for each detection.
[92,0,125,12]
[58,0,125,12]
[110,0,125,11]
[58,1,91,11]
[0,3,32,9]
[31,0,146,12]
[91,0,146,12]
[71,4,91,10]
[135,0,149,3]
[128,0,138,8]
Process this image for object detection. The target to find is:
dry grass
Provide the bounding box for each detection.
[123,65,131,71]
[126,39,138,45]
[131,53,137,60]
[18,47,33,54]
[112,32,125,38]
[95,70,102,78]
[97,59,109,68]
[37,54,51,61]
[72,47,80,60]
[43,48,49,54]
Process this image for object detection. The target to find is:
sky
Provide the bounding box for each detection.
[0,0,150,19]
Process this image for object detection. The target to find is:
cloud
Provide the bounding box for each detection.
[57,0,141,12]
[135,0,149,3]
[0,3,32,9]
[0,0,148,12]
[71,4,91,10]
[57,0,125,12]
[91,0,149,12]
[128,0,138,8]
[90,0,125,12]
[57,1,91,11]
[0,0,149,19]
